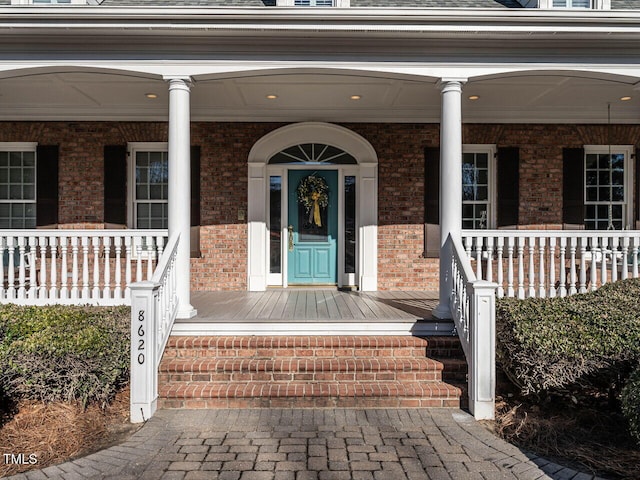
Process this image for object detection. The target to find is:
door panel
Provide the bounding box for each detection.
[288,170,338,285]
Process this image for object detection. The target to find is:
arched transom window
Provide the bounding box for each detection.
[268,143,357,165]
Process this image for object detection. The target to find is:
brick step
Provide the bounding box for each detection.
[159,380,462,409]
[159,359,443,383]
[164,335,432,359]
[159,335,466,410]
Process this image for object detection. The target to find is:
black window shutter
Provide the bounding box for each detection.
[562,147,585,225]
[36,145,59,226]
[497,147,520,227]
[423,147,440,257]
[636,148,640,228]
[424,147,440,224]
[103,145,127,225]
[191,146,201,227]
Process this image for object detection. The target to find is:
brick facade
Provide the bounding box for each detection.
[1,121,638,291]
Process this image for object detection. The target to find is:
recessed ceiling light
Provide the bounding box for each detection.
[620,96,632,101]
[468,95,480,101]
[350,95,362,100]
[266,94,278,100]
[145,93,158,99]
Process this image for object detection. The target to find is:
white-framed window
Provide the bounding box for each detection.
[11,0,85,4]
[462,145,496,230]
[584,145,633,230]
[276,0,349,6]
[0,142,37,229]
[552,0,591,7]
[128,143,168,230]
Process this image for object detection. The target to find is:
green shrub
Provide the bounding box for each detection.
[621,364,640,446]
[496,278,640,396]
[0,305,130,407]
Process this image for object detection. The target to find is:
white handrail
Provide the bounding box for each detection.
[449,234,497,421]
[1,229,168,305]
[463,229,640,299]
[129,232,180,424]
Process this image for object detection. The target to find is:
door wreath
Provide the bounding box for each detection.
[297,175,329,227]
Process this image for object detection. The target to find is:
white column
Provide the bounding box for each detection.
[167,77,196,318]
[433,79,465,320]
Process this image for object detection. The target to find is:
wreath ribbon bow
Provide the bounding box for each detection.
[310,192,322,227]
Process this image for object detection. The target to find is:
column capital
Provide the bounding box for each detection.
[164,76,193,91]
[437,78,467,93]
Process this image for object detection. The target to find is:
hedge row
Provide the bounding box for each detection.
[0,305,130,407]
[495,278,640,396]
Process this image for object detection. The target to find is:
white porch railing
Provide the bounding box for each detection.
[462,230,640,299]
[0,229,168,305]
[449,234,497,420]
[129,232,180,423]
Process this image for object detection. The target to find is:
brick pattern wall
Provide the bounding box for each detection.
[1,121,639,291]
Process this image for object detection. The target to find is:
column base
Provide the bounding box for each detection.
[177,304,197,319]
[432,302,452,320]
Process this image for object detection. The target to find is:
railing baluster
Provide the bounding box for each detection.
[39,236,47,299]
[611,236,619,283]
[92,236,101,299]
[621,236,629,281]
[496,237,504,298]
[81,236,90,299]
[125,236,133,300]
[61,237,69,299]
[474,236,483,279]
[578,237,587,294]
[17,236,26,299]
[507,236,514,298]
[600,236,608,288]
[549,237,556,298]
[589,236,597,292]
[568,237,577,295]
[27,235,37,300]
[559,237,567,298]
[0,238,5,300]
[49,237,58,300]
[517,236,525,299]
[527,236,536,298]
[632,237,639,279]
[147,235,154,280]
[136,237,143,282]
[114,237,122,300]
[71,236,79,299]
[103,236,111,299]
[486,236,494,283]
[538,237,546,298]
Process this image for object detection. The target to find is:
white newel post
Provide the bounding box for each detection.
[433,79,465,320]
[468,280,497,420]
[129,281,159,423]
[167,77,196,318]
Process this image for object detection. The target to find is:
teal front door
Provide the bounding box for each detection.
[288,170,338,285]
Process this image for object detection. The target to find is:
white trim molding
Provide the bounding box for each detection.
[247,122,378,292]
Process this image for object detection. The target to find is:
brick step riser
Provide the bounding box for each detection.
[162,347,428,359]
[159,371,442,383]
[159,397,461,409]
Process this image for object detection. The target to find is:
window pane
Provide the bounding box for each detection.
[269,176,282,274]
[344,176,356,274]
[135,150,168,229]
[584,151,627,230]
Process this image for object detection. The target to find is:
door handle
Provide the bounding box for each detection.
[288,225,294,251]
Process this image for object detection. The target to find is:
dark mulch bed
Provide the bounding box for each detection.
[490,387,640,480]
[0,388,138,478]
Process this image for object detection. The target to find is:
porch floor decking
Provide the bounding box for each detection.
[174,290,451,336]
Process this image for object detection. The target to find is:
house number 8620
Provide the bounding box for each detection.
[137,310,145,365]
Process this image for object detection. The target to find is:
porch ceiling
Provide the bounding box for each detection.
[0,70,638,123]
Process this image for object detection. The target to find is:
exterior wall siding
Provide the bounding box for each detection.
[1,121,639,291]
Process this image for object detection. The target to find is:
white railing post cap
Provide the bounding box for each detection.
[468,280,498,293]
[129,280,161,291]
